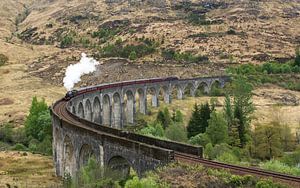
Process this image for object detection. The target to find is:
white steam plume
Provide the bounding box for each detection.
[63,53,99,91]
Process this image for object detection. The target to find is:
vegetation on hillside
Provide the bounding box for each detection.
[227,49,300,91]
[0,97,52,155]
[64,158,288,188]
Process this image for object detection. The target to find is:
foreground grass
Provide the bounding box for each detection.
[0,151,61,188]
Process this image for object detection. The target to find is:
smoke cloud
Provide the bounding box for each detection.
[63,53,99,91]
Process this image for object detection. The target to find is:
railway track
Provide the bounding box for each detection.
[53,100,300,186]
[175,152,300,184]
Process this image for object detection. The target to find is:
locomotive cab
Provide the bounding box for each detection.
[64,90,78,100]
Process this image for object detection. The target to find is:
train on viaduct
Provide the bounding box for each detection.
[51,76,229,177]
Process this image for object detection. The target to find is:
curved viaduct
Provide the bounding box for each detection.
[51,76,230,178]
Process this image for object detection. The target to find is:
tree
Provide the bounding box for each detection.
[129,51,137,60]
[252,124,282,160]
[187,103,212,138]
[206,111,228,145]
[230,77,254,147]
[172,109,184,123]
[189,133,210,146]
[165,122,188,142]
[25,97,50,140]
[223,95,233,128]
[156,107,172,129]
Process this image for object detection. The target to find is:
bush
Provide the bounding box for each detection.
[189,133,210,146]
[165,122,188,142]
[187,13,211,25]
[0,123,13,143]
[0,54,8,66]
[161,49,208,63]
[216,152,239,165]
[260,160,300,176]
[205,143,232,160]
[139,122,165,138]
[129,51,137,61]
[282,147,300,167]
[60,34,74,48]
[12,143,28,151]
[100,37,157,59]
[125,176,159,188]
[11,127,27,145]
[255,179,288,188]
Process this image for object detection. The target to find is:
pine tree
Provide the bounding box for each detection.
[156,107,172,129]
[231,77,254,147]
[228,119,241,147]
[199,102,211,133]
[187,103,212,138]
[172,109,184,123]
[187,104,201,138]
[223,95,233,128]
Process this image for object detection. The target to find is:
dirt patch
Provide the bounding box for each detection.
[0,98,14,106]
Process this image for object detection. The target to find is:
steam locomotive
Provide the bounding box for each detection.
[64,76,179,101]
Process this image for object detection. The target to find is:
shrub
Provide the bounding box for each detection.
[165,122,188,142]
[12,143,28,151]
[0,54,8,66]
[100,37,157,59]
[282,147,300,167]
[11,127,27,145]
[139,122,165,138]
[255,179,288,188]
[161,49,208,63]
[260,160,300,176]
[125,176,159,188]
[0,123,13,143]
[216,152,239,165]
[60,34,74,48]
[129,51,137,61]
[189,133,210,146]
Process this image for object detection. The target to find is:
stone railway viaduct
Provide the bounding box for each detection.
[51,76,230,178]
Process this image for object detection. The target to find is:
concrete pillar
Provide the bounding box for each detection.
[163,88,171,104]
[126,96,135,125]
[137,88,147,115]
[177,87,184,100]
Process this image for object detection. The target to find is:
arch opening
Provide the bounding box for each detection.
[112,93,121,129]
[147,87,158,108]
[72,106,76,114]
[93,97,101,124]
[79,144,95,169]
[210,80,224,96]
[124,90,135,125]
[85,99,92,121]
[195,82,209,97]
[184,83,195,98]
[103,95,111,126]
[107,156,132,179]
[78,102,84,118]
